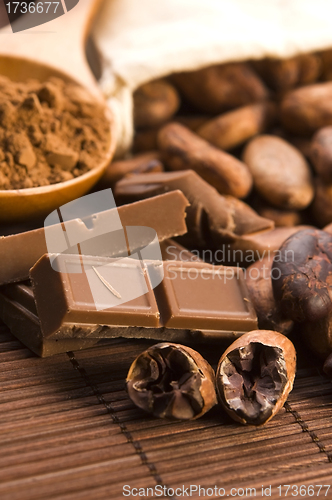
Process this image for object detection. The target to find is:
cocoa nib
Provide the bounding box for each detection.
[272,229,332,322]
[126,343,216,420]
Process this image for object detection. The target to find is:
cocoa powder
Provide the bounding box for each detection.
[0,75,110,190]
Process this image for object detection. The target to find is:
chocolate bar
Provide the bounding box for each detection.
[29,254,257,341]
[114,170,274,247]
[160,238,202,262]
[0,283,103,357]
[0,191,189,286]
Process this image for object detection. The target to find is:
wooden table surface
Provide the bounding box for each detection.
[0,323,332,500]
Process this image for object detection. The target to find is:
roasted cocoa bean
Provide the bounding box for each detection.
[243,135,314,210]
[310,126,332,182]
[311,179,332,227]
[272,229,332,322]
[281,82,332,135]
[197,102,276,151]
[157,122,253,198]
[171,62,268,114]
[133,79,180,128]
[245,257,294,335]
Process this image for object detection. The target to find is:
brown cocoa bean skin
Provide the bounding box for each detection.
[245,257,294,335]
[298,53,322,84]
[197,102,276,151]
[311,180,332,227]
[310,126,332,182]
[272,229,332,322]
[303,312,332,359]
[171,62,268,114]
[254,201,302,227]
[253,57,301,91]
[281,82,332,135]
[133,79,180,129]
[157,122,253,198]
[253,54,321,91]
[287,136,313,159]
[319,49,332,81]
[175,115,211,132]
[133,128,159,153]
[323,350,332,375]
[242,135,314,210]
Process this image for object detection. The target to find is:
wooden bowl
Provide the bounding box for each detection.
[0,55,116,224]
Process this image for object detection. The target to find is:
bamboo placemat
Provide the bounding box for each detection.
[1,323,332,500]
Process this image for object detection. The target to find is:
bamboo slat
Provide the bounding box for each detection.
[0,323,332,500]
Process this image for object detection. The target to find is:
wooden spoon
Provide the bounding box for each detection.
[0,0,116,224]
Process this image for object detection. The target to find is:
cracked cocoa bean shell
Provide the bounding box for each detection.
[272,229,332,322]
[216,330,296,425]
[126,343,217,420]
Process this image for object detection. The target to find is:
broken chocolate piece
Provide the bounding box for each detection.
[126,343,217,419]
[0,283,103,357]
[115,171,274,247]
[228,225,314,264]
[0,191,189,285]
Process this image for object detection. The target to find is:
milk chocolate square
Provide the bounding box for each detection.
[155,261,257,332]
